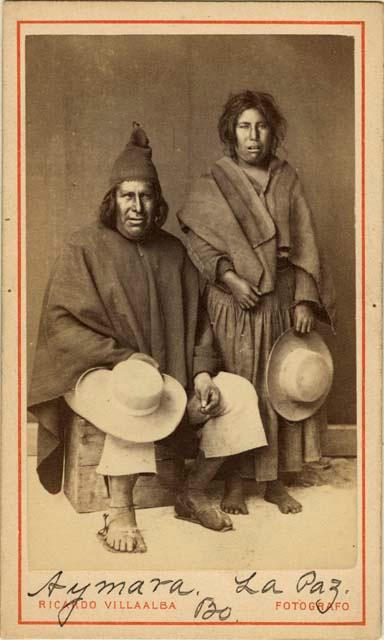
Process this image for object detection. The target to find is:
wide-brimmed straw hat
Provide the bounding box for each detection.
[65,359,187,442]
[266,329,333,422]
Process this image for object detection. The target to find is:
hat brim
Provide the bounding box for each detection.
[65,370,187,442]
[266,329,334,422]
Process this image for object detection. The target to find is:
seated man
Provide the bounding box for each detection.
[28,124,267,553]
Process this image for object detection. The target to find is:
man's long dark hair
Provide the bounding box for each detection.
[99,181,169,230]
[218,90,287,159]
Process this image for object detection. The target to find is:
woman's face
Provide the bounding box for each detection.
[235,108,273,167]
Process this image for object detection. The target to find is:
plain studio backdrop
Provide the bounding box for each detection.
[26,34,355,426]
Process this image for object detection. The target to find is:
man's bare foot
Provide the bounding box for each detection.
[221,474,248,515]
[99,507,147,553]
[264,479,302,514]
[175,490,233,531]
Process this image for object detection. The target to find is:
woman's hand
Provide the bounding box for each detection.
[222,271,260,310]
[294,302,316,334]
[193,372,221,416]
[129,352,160,369]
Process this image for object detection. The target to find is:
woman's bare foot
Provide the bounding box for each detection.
[221,474,248,514]
[264,479,302,514]
[99,507,147,553]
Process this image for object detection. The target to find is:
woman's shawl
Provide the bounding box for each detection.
[28,222,219,493]
[178,156,336,328]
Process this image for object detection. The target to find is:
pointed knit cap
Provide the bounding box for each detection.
[109,122,159,186]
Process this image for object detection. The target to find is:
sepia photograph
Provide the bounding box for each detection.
[26,32,355,571]
[1,2,382,638]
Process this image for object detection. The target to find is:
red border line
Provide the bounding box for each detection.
[17,18,23,626]
[360,18,366,626]
[18,620,366,627]
[18,19,362,25]
[17,19,366,627]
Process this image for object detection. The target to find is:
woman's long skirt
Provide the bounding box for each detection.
[206,265,325,482]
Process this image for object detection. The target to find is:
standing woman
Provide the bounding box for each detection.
[178,90,336,515]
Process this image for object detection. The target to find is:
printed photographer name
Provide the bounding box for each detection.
[38,599,177,610]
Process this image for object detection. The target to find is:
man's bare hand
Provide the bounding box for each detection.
[294,302,315,334]
[193,372,221,416]
[222,271,260,310]
[129,352,160,369]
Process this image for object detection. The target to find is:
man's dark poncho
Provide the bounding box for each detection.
[28,222,219,493]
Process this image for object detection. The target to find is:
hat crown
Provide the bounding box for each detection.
[110,360,163,416]
[279,348,331,403]
[109,122,159,186]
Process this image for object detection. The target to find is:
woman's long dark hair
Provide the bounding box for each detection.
[218,90,287,158]
[99,181,169,230]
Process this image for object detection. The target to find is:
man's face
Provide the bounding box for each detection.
[115,180,157,241]
[235,108,272,167]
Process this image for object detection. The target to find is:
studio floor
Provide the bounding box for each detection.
[27,457,357,572]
